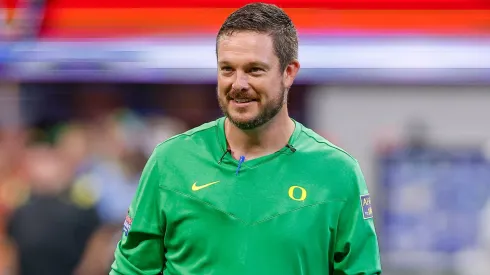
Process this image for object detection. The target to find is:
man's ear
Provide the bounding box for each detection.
[283,60,300,88]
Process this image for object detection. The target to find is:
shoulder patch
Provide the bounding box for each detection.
[360,194,373,219]
[123,212,133,236]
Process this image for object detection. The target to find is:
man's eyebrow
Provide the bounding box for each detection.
[217,61,231,66]
[248,61,269,68]
[217,61,270,68]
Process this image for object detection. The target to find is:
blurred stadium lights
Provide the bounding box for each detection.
[0,37,489,84]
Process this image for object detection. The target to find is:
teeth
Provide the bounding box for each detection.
[234,99,252,103]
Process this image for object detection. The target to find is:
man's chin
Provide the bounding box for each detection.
[227,114,262,130]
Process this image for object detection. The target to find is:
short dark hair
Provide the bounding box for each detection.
[216,2,298,72]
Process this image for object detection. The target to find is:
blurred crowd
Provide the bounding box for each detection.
[0,81,306,275]
[0,109,188,275]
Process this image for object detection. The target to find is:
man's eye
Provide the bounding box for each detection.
[250,67,263,73]
[221,67,233,72]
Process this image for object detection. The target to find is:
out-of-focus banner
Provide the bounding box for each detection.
[1,0,489,84]
[2,0,490,38]
[1,37,489,84]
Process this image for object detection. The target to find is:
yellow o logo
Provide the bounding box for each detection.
[288,186,307,201]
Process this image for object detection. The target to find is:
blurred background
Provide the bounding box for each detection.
[0,0,490,274]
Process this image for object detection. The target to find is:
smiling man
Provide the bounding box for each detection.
[110,3,381,275]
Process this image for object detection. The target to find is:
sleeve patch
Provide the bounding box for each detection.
[123,213,133,236]
[360,194,373,219]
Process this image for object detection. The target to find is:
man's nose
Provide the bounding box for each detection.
[232,71,249,91]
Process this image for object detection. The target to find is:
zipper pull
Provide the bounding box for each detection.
[235,156,245,175]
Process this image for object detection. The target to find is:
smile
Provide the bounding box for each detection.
[233,98,254,103]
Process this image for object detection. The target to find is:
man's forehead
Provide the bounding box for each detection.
[220,32,272,47]
[217,32,276,63]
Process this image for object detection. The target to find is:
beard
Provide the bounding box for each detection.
[217,83,287,130]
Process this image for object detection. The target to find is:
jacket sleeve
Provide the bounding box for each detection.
[110,151,166,275]
[333,161,382,275]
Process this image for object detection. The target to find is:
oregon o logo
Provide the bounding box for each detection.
[288,186,307,201]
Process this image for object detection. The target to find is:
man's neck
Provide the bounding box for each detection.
[225,110,295,160]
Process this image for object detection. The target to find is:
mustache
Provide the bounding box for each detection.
[226,89,256,100]
[216,86,258,101]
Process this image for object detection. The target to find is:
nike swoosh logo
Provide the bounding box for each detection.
[192,181,220,191]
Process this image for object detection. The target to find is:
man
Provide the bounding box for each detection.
[111,3,381,275]
[8,145,100,275]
